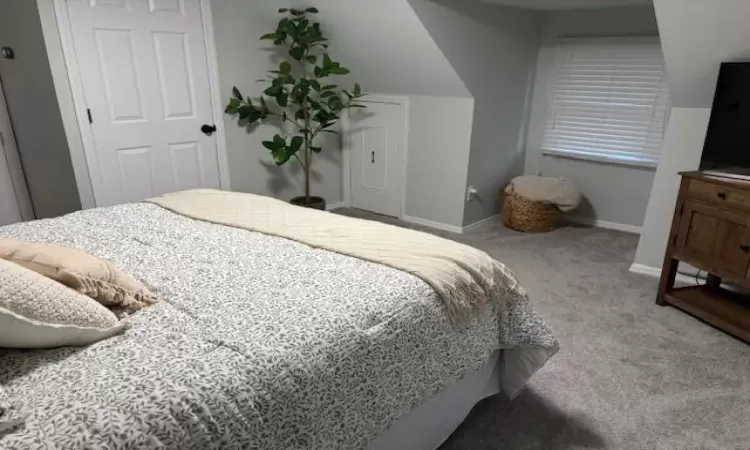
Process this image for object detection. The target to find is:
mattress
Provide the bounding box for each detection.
[0,203,558,449]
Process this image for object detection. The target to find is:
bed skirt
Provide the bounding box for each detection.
[366,350,503,450]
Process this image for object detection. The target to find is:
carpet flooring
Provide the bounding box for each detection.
[336,209,750,450]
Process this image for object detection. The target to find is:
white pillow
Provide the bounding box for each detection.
[0,259,127,349]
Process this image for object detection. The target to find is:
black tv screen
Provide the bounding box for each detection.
[701,62,750,170]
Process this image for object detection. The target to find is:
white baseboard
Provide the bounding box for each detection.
[402,215,464,234]
[629,263,700,287]
[462,214,500,233]
[326,201,347,211]
[568,216,642,234]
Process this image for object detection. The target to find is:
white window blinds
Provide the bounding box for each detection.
[542,38,670,166]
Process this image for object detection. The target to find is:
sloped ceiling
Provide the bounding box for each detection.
[315,0,470,97]
[212,0,469,98]
[654,0,750,108]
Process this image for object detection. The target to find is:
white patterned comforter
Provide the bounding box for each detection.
[0,203,558,450]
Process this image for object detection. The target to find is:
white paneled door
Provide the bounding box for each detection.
[66,0,221,206]
[349,101,406,218]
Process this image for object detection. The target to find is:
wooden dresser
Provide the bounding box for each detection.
[658,170,750,343]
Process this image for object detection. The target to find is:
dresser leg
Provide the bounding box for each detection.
[657,257,679,306]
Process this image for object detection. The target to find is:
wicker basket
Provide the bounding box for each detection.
[502,185,561,233]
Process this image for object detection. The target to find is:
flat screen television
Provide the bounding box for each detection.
[701,62,750,170]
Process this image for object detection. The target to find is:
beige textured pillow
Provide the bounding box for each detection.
[0,259,127,348]
[0,238,158,316]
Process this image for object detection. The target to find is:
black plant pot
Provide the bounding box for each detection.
[290,196,326,211]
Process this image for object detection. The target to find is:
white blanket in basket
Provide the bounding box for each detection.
[509,176,581,212]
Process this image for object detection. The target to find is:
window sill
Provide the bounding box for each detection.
[541,149,658,170]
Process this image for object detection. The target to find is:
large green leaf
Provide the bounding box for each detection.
[353,83,362,96]
[320,91,336,98]
[260,33,277,41]
[278,8,289,13]
[321,84,337,91]
[237,105,257,121]
[232,87,243,100]
[271,147,290,166]
[322,53,333,69]
[314,110,330,123]
[273,134,286,147]
[289,46,305,61]
[264,85,282,97]
[328,95,342,108]
[289,136,304,154]
[329,67,350,75]
[276,93,289,107]
[225,98,241,114]
[279,61,292,75]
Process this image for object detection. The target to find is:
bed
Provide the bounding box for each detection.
[0,196,558,450]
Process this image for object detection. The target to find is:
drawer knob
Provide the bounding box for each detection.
[717,192,727,200]
[741,245,750,253]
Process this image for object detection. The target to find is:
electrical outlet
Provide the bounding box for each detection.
[466,186,479,202]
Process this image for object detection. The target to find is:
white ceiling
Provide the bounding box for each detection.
[477,0,652,10]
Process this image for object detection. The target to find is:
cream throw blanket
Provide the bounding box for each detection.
[148,190,525,323]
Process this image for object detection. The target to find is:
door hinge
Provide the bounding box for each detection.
[86,108,93,124]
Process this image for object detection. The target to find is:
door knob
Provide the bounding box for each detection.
[201,124,217,136]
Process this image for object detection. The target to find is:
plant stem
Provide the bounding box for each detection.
[298,56,312,203]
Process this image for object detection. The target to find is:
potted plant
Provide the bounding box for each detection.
[225,7,365,210]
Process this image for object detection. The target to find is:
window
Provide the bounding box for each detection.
[542,38,670,167]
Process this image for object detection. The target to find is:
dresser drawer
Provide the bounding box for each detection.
[687,178,750,212]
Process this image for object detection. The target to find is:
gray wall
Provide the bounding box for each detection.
[0,0,80,218]
[210,0,474,205]
[634,0,750,270]
[408,0,543,226]
[405,95,474,227]
[524,5,660,228]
